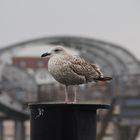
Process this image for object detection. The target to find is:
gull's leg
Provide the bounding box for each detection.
[73,86,77,103]
[64,85,69,103]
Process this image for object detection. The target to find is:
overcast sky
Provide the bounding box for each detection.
[0,0,140,60]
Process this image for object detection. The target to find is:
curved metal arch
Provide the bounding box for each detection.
[89,39,140,74]
[61,36,139,64]
[0,36,139,76]
[0,38,122,76]
[65,36,140,73]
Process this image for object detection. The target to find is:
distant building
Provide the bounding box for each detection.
[12,56,48,70]
[12,56,56,86]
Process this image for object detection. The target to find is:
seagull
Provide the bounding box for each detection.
[41,46,112,103]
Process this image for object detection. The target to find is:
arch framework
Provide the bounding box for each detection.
[0,36,139,119]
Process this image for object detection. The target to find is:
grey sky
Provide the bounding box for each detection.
[0,0,140,60]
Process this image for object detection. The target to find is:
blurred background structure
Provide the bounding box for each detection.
[0,36,139,140]
[0,1,140,140]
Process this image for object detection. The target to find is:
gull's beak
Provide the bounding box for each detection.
[41,52,51,57]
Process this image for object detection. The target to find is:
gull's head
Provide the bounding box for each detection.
[41,46,67,58]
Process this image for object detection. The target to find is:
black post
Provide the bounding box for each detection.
[29,103,110,140]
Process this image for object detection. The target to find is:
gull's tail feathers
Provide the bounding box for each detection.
[95,77,112,81]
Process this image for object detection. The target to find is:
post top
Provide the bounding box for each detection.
[29,102,110,110]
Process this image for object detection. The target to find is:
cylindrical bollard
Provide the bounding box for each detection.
[29,103,110,140]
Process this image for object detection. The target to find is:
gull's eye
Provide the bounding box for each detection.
[55,49,59,52]
[54,49,61,52]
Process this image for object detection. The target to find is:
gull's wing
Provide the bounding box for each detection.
[68,55,102,82]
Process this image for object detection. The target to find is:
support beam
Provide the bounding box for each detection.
[0,120,4,140]
[97,98,116,140]
[113,124,139,140]
[129,126,139,140]
[15,120,25,140]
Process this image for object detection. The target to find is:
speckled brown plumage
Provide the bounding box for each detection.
[41,46,112,103]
